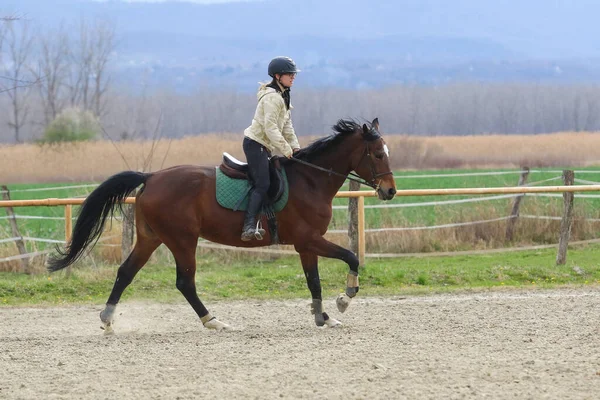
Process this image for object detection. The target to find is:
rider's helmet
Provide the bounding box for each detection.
[268,56,300,78]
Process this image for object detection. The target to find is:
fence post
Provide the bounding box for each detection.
[64,205,73,277]
[64,205,72,244]
[505,167,530,241]
[556,170,575,265]
[121,192,136,262]
[1,185,30,274]
[358,195,366,267]
[347,181,360,255]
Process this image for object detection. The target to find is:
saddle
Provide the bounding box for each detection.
[216,153,289,244]
[219,152,287,204]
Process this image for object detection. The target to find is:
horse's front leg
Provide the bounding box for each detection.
[298,251,342,328]
[301,237,360,314]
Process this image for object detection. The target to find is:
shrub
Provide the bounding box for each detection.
[40,108,100,144]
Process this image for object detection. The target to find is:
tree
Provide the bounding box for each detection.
[31,24,70,126]
[0,19,5,52]
[0,19,35,143]
[90,20,115,118]
[67,18,115,118]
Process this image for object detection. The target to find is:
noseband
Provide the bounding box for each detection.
[348,142,394,190]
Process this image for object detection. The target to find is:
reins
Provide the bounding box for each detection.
[288,143,393,190]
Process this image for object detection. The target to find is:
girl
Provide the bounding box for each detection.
[241,56,301,241]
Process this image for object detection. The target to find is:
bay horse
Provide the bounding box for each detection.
[47,118,397,332]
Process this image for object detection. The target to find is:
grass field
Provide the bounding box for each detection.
[2,167,600,306]
[1,243,599,305]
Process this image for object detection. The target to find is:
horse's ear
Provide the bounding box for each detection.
[362,124,370,137]
[372,118,379,130]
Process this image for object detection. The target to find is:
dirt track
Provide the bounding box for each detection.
[1,289,599,399]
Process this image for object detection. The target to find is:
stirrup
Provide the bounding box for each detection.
[241,220,266,241]
[254,221,266,240]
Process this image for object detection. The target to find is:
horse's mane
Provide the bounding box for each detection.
[288,119,380,163]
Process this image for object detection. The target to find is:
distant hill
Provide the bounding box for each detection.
[4,0,600,91]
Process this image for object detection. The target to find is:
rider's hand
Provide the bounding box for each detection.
[287,148,299,159]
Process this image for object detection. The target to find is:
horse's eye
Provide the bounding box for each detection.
[375,153,384,160]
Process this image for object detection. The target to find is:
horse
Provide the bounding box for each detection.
[47,118,397,332]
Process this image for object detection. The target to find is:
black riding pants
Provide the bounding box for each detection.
[243,137,270,201]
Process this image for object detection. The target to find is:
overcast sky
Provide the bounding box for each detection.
[93,0,263,3]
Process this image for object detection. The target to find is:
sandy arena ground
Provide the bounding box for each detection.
[1,289,599,399]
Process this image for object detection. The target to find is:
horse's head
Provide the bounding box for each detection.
[351,118,397,200]
[291,118,397,200]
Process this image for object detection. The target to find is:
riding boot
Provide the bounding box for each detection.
[241,191,265,241]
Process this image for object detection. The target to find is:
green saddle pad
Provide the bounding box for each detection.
[215,167,289,212]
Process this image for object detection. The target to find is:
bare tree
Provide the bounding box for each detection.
[0,19,5,52]
[67,18,115,117]
[90,20,115,118]
[0,21,4,67]
[99,109,169,262]
[101,81,163,141]
[0,20,35,142]
[66,19,91,110]
[583,87,600,131]
[31,24,70,126]
[408,85,421,134]
[1,14,23,22]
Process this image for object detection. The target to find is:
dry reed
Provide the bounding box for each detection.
[2,131,600,183]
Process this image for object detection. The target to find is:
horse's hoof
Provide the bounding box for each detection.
[314,314,326,327]
[100,304,116,325]
[100,324,114,336]
[324,318,343,328]
[204,318,233,331]
[336,293,351,313]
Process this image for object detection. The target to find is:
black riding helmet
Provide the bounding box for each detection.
[268,56,300,78]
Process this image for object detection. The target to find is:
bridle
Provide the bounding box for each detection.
[289,141,393,190]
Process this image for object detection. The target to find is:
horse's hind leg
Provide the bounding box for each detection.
[299,251,342,328]
[168,238,232,331]
[100,234,161,334]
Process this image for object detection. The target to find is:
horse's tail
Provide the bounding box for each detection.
[47,171,150,272]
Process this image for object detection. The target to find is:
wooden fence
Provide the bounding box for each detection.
[2,178,600,269]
